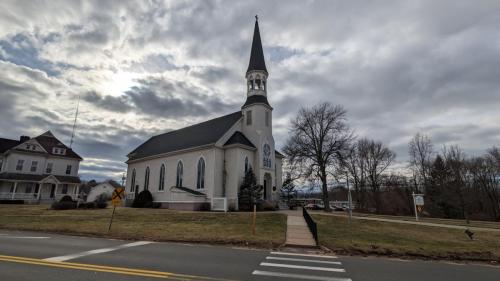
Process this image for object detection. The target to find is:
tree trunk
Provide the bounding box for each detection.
[320,167,331,212]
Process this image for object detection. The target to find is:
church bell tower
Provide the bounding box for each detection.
[241,16,275,199]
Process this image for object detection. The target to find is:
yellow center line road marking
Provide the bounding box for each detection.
[0,255,235,281]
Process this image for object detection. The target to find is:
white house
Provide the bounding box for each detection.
[0,131,83,203]
[125,19,284,210]
[86,180,123,202]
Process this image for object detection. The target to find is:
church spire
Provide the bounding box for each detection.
[246,15,267,75]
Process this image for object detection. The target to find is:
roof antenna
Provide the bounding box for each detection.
[70,95,80,149]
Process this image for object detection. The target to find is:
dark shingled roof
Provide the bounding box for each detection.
[246,19,267,75]
[224,131,256,149]
[0,138,20,154]
[128,111,243,161]
[172,186,206,196]
[242,95,271,108]
[0,173,81,183]
[275,150,285,158]
[33,131,83,160]
[1,131,82,160]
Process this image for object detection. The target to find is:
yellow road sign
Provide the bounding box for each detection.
[111,188,124,206]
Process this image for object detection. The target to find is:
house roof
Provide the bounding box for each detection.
[32,131,83,160]
[0,173,81,183]
[107,180,123,189]
[246,18,267,75]
[224,131,256,149]
[0,138,20,154]
[1,131,82,160]
[275,150,285,158]
[128,111,243,162]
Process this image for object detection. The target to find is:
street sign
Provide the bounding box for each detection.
[412,193,425,221]
[414,195,424,206]
[111,188,124,207]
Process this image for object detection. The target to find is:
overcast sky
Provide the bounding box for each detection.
[1,0,499,181]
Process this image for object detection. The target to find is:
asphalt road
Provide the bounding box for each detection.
[0,229,498,281]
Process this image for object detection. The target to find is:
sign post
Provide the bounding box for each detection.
[252,204,256,235]
[412,192,424,221]
[108,188,124,233]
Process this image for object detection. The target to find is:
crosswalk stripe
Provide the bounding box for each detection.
[260,262,345,272]
[270,252,338,259]
[252,270,352,281]
[266,256,342,265]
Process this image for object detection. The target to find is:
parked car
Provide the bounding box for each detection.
[305,203,324,210]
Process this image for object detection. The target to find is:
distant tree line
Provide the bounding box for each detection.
[283,102,500,221]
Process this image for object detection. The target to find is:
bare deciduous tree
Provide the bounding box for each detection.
[364,139,396,213]
[283,103,353,212]
[408,133,434,191]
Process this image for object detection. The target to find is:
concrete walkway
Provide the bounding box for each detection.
[285,211,317,247]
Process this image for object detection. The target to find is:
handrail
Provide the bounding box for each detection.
[302,207,318,245]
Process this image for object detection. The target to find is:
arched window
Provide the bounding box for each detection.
[130,169,136,192]
[244,157,249,174]
[159,164,165,191]
[176,161,183,187]
[196,158,205,189]
[144,167,150,190]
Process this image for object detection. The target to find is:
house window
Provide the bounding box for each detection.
[159,164,165,191]
[196,158,205,189]
[61,184,68,194]
[30,161,38,172]
[130,169,136,192]
[144,167,150,190]
[66,165,72,175]
[244,157,249,174]
[46,162,53,174]
[262,80,266,91]
[0,159,3,172]
[16,160,24,171]
[246,110,252,125]
[176,161,183,187]
[265,111,270,127]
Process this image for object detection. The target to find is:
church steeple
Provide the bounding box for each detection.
[244,16,270,108]
[246,16,267,75]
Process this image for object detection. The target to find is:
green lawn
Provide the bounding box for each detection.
[0,205,286,248]
[314,214,500,262]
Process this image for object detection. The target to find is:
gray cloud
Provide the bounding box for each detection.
[0,0,499,181]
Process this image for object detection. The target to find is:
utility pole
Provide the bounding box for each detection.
[70,95,80,149]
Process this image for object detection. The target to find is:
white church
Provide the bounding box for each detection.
[125,19,283,211]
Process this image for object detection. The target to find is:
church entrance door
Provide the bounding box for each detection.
[263,173,272,201]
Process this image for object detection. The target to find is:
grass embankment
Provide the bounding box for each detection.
[0,205,286,248]
[351,212,500,230]
[314,214,500,263]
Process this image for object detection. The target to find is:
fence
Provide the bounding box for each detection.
[302,207,318,245]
